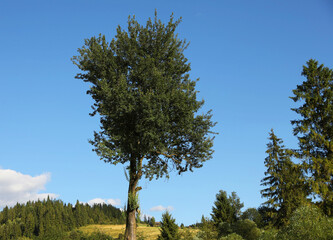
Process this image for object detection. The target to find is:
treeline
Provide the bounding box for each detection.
[179,59,333,239]
[0,197,124,240]
[177,191,333,240]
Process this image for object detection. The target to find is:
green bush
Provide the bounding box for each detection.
[241,208,263,228]
[277,205,333,240]
[258,228,277,240]
[180,228,195,240]
[233,220,260,240]
[220,233,244,240]
[196,217,218,240]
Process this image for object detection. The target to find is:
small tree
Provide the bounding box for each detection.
[158,211,180,240]
[149,216,155,227]
[233,219,261,240]
[197,216,218,240]
[211,190,243,226]
[72,12,216,240]
[261,129,308,226]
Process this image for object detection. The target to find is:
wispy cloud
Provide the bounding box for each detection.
[150,205,174,212]
[87,198,121,206]
[0,169,58,208]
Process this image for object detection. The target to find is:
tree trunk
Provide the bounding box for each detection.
[124,181,137,240]
[124,157,143,240]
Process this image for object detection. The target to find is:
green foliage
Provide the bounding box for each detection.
[232,220,260,240]
[180,227,195,240]
[211,190,244,226]
[258,228,278,240]
[196,216,218,240]
[219,233,244,240]
[277,205,333,240]
[241,208,262,228]
[149,216,156,227]
[256,206,275,228]
[136,231,147,240]
[158,211,180,240]
[128,192,139,212]
[261,129,308,227]
[290,59,333,215]
[217,222,233,238]
[72,11,216,180]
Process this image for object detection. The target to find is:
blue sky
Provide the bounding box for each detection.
[0,0,332,225]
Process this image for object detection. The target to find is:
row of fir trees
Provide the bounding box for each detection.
[0,197,124,240]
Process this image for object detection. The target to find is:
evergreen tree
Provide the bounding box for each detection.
[211,190,243,226]
[149,216,156,227]
[72,11,216,240]
[24,212,35,238]
[261,129,308,226]
[158,211,180,240]
[197,216,218,240]
[290,59,333,215]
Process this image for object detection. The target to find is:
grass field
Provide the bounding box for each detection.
[79,224,160,239]
[79,224,198,240]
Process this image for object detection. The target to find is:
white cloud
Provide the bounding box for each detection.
[0,169,58,208]
[150,205,174,212]
[107,198,121,206]
[87,198,121,206]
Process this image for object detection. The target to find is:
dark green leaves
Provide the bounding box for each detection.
[72,13,216,179]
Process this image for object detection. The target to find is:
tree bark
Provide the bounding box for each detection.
[124,157,143,240]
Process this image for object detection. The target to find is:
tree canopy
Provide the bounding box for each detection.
[72,12,215,180]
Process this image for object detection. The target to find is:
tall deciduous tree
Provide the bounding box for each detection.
[261,129,308,227]
[72,12,216,240]
[291,59,333,215]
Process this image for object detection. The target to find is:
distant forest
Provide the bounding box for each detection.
[0,197,124,239]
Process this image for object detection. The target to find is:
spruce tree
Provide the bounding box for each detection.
[158,211,180,240]
[261,129,308,226]
[149,216,156,227]
[72,11,216,240]
[211,190,243,226]
[291,59,333,215]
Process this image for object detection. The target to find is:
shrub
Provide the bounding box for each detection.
[196,217,218,240]
[277,205,333,240]
[220,233,244,240]
[258,228,277,240]
[180,227,195,240]
[233,220,260,240]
